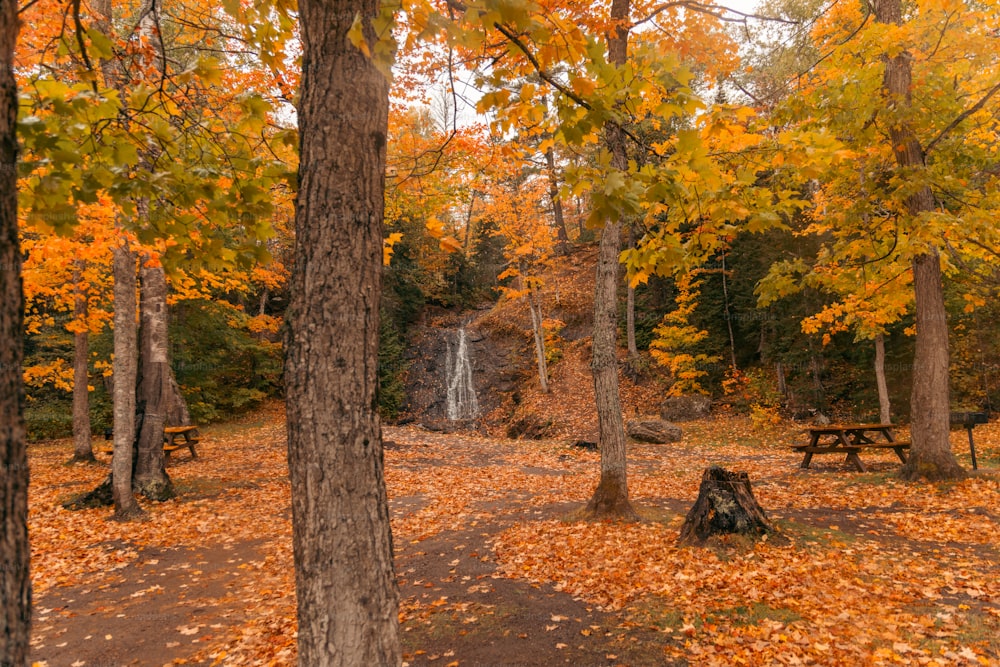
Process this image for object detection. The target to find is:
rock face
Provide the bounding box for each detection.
[626,419,682,444]
[402,311,527,431]
[659,394,711,422]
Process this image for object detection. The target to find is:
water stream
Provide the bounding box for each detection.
[445,328,479,420]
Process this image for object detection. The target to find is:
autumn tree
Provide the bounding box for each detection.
[18,0,291,512]
[285,0,400,663]
[872,0,966,481]
[0,0,28,660]
[486,155,556,392]
[759,0,1000,479]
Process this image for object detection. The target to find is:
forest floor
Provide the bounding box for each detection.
[27,402,1000,667]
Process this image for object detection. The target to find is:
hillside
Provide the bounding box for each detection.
[402,244,671,440]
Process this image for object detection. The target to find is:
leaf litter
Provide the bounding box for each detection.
[26,401,999,666]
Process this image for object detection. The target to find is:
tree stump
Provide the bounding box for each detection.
[678,466,775,545]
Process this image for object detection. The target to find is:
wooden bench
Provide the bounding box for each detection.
[794,424,908,472]
[100,425,200,460]
[163,425,199,460]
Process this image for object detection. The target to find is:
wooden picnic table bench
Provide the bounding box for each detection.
[793,423,909,472]
[100,425,200,460]
[163,425,199,460]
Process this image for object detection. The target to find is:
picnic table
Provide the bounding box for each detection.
[163,425,199,460]
[100,424,200,460]
[793,423,910,472]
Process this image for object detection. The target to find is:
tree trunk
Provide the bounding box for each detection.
[134,257,174,501]
[0,0,30,658]
[462,191,478,252]
[625,227,639,361]
[875,333,891,424]
[678,467,776,545]
[721,251,738,371]
[527,285,549,393]
[808,338,824,407]
[71,262,95,463]
[626,281,638,359]
[545,146,570,252]
[111,241,143,520]
[166,370,192,425]
[585,0,636,521]
[286,1,401,664]
[874,0,964,480]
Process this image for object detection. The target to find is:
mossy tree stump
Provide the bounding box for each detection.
[678,466,775,545]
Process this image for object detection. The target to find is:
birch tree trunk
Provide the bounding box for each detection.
[873,0,964,480]
[528,286,549,393]
[71,262,95,463]
[286,0,401,663]
[585,0,637,520]
[875,333,891,424]
[0,0,30,657]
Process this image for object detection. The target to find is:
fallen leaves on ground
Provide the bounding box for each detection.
[26,403,1000,665]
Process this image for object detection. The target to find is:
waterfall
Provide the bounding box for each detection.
[445,328,479,420]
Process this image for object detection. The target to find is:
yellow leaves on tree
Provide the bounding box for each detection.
[649,271,720,396]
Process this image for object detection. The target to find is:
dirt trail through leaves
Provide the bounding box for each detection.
[28,405,1000,666]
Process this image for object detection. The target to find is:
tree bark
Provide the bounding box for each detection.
[527,284,549,393]
[873,0,964,480]
[134,257,174,501]
[165,370,191,426]
[585,0,637,521]
[71,262,95,463]
[625,227,639,361]
[286,1,401,664]
[111,241,143,520]
[0,0,30,658]
[678,467,776,545]
[875,333,891,424]
[626,281,638,359]
[721,251,738,371]
[545,146,570,252]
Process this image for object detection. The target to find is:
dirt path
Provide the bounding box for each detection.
[27,414,1000,666]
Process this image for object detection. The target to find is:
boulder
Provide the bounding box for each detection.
[626,419,682,444]
[506,413,554,440]
[659,394,711,422]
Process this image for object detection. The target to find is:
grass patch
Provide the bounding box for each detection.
[624,596,689,634]
[627,596,800,633]
[838,471,893,486]
[775,519,857,549]
[172,476,261,500]
[706,602,802,627]
[905,604,1000,658]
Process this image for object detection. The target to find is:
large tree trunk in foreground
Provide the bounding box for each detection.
[134,258,174,501]
[585,0,636,520]
[111,242,143,520]
[874,0,964,481]
[71,263,95,463]
[678,467,775,545]
[286,1,401,664]
[1,0,30,658]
